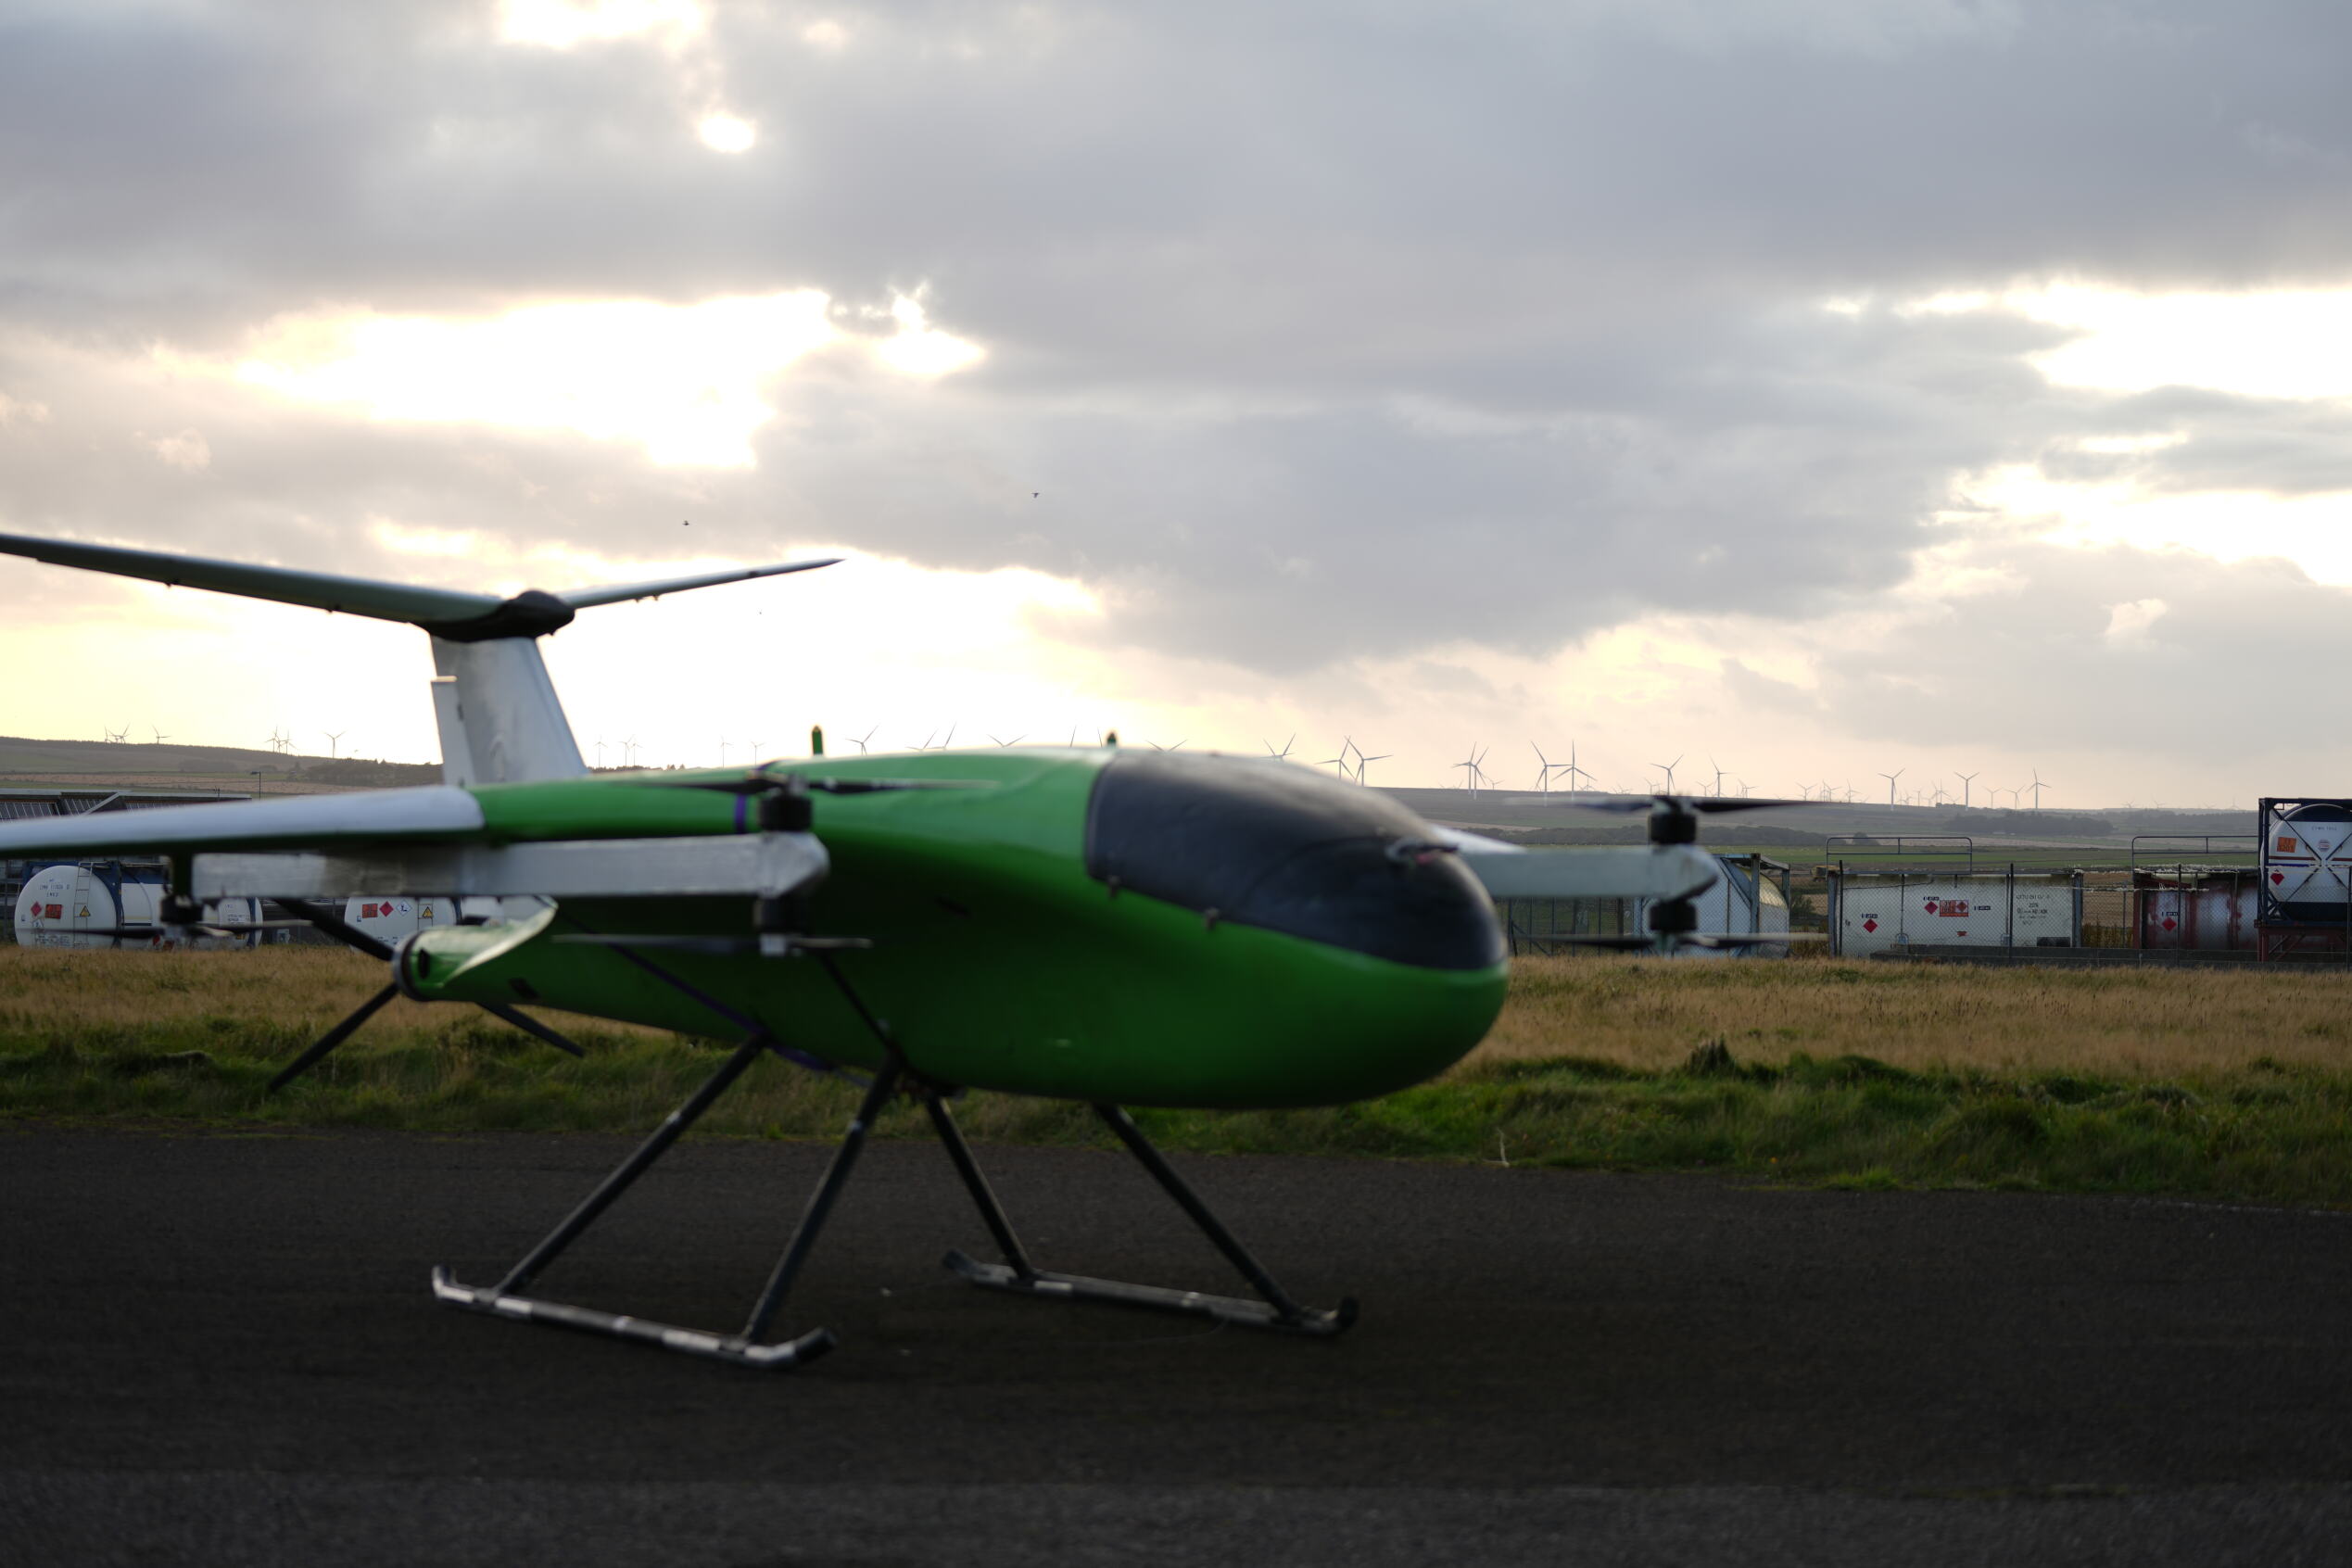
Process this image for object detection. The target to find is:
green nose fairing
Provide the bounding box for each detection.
[403,749,1507,1109]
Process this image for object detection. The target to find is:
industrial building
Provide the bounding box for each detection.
[1496,854,1792,957]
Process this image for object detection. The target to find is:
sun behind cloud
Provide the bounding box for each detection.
[199,289,983,466]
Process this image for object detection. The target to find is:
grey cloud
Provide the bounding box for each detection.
[1799,541,2351,758]
[5,1,2352,692]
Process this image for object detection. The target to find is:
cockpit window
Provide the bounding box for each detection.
[1083,751,1504,970]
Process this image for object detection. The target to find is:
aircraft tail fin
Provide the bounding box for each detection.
[0,532,841,786]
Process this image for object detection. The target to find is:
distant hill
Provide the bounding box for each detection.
[0,736,436,793]
[1378,786,2253,842]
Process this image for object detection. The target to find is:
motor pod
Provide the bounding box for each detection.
[395,911,550,1001]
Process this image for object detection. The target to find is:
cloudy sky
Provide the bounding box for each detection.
[4,0,2351,808]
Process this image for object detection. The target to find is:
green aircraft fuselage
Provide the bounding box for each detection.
[402,746,1510,1107]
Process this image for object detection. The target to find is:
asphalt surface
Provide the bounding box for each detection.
[4,1126,2351,1565]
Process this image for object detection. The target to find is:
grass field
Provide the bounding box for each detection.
[6,945,2351,1207]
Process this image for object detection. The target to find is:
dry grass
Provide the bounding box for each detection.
[13,946,2352,1205]
[1472,955,2352,1079]
[0,943,666,1047]
[6,945,2349,1081]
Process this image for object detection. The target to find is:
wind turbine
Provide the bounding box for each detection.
[988,733,1027,747]
[747,738,765,760]
[1146,738,1187,751]
[1264,735,1296,761]
[1650,754,1682,795]
[1563,742,1593,793]
[593,738,607,767]
[850,727,876,753]
[324,730,345,760]
[104,727,127,744]
[1879,768,1903,805]
[149,726,170,746]
[2028,769,2050,810]
[1531,742,1556,795]
[622,736,640,767]
[718,736,731,766]
[1709,757,1727,798]
[1955,771,1978,808]
[1351,744,1392,787]
[1456,744,1488,794]
[1318,744,1356,781]
[1797,784,1813,802]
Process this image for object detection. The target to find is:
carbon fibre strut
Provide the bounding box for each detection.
[431,1032,904,1371]
[430,935,894,1370]
[930,1095,1359,1337]
[432,940,1350,1369]
[794,949,1357,1338]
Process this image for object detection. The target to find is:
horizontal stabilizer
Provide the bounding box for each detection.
[557,558,841,610]
[0,532,839,643]
[0,531,496,626]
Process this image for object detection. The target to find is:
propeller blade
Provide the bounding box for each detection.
[1544,931,1826,952]
[272,897,396,961]
[32,917,317,942]
[552,933,875,956]
[476,1002,588,1058]
[33,925,186,942]
[647,768,996,798]
[268,982,399,1094]
[553,933,752,956]
[1568,795,1801,816]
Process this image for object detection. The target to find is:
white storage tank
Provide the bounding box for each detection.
[340,895,466,943]
[12,863,260,950]
[337,895,517,942]
[2259,800,2352,925]
[1833,873,2077,956]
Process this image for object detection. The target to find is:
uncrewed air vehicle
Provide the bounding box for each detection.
[0,530,1783,1370]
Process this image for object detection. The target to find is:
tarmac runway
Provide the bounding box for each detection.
[4,1125,2350,1565]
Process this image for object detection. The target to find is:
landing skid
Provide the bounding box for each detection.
[927,1096,1356,1337]
[430,947,1356,1368]
[430,1031,902,1371]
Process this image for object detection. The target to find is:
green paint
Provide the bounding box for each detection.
[412,749,1508,1107]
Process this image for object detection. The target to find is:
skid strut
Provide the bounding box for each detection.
[432,939,1353,1366]
[933,1098,1357,1336]
[433,1033,904,1371]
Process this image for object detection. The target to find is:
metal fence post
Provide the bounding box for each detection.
[2005,863,2016,954]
